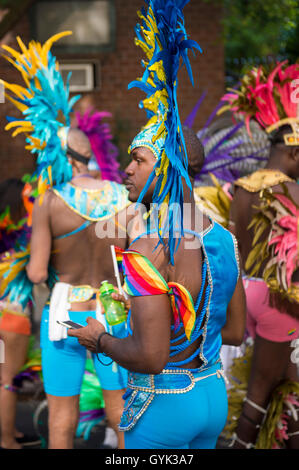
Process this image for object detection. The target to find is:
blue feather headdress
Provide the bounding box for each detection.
[129,0,202,264]
[1,32,80,199]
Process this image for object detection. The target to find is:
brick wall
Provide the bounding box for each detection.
[0,0,224,182]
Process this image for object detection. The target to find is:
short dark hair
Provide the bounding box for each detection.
[269,124,298,147]
[182,126,205,178]
[0,178,25,217]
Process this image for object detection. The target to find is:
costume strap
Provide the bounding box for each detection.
[114,246,196,340]
[54,220,92,240]
[229,433,255,449]
[66,146,90,166]
[244,397,268,415]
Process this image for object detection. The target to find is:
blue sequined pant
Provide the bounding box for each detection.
[124,364,228,449]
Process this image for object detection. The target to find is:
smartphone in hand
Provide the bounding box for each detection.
[57,320,84,329]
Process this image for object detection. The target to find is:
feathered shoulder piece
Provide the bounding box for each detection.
[0,182,34,254]
[194,174,232,228]
[1,32,81,199]
[0,181,37,308]
[0,247,33,309]
[75,109,122,183]
[245,184,299,306]
[219,61,299,146]
[129,0,202,264]
[185,93,269,186]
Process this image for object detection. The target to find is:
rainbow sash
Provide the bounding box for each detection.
[114,246,196,340]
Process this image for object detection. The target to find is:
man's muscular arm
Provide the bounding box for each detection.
[69,238,172,374]
[221,276,246,346]
[26,193,52,284]
[69,293,171,374]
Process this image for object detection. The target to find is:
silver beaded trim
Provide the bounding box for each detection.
[155,369,195,394]
[202,218,214,238]
[198,232,213,367]
[229,433,255,449]
[118,390,155,432]
[231,233,241,280]
[129,141,160,160]
[127,368,224,395]
[127,369,195,395]
[127,374,155,393]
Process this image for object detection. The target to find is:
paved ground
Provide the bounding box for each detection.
[14,399,113,450]
[11,400,227,449]
[12,397,229,450]
[6,294,232,450]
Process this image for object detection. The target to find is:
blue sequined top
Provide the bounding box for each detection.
[125,220,239,370]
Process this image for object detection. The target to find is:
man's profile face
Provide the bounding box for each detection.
[124,147,157,203]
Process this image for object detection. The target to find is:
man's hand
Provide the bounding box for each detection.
[111,292,131,314]
[67,317,105,353]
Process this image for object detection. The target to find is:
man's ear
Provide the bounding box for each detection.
[70,158,81,172]
[290,147,299,162]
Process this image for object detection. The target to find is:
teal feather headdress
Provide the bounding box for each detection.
[0,246,57,310]
[129,0,202,264]
[1,32,80,200]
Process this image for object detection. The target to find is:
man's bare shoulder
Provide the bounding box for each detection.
[33,189,55,213]
[130,236,167,271]
[232,185,254,210]
[233,185,252,199]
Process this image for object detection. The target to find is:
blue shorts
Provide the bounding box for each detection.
[124,364,228,449]
[40,306,128,397]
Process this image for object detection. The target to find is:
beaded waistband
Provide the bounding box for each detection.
[119,363,225,431]
[127,363,225,395]
[46,284,98,306]
[68,285,97,303]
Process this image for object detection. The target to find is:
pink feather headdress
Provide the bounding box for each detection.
[219,62,299,146]
[75,109,122,183]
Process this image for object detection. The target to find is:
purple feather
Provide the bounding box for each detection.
[76,109,122,183]
[79,409,105,423]
[184,91,207,128]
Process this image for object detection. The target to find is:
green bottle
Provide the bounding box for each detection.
[99,281,126,326]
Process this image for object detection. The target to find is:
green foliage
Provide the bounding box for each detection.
[203,0,299,84]
[284,18,299,62]
[225,0,299,82]
[0,0,13,8]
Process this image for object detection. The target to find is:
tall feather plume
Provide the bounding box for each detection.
[1,32,81,200]
[129,0,202,264]
[219,61,299,143]
[183,93,269,185]
[75,109,122,183]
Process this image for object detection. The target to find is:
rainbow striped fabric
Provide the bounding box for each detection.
[114,246,196,340]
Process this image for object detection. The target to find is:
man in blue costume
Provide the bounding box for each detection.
[68,0,246,449]
[26,127,130,449]
[1,33,131,449]
[69,123,246,449]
